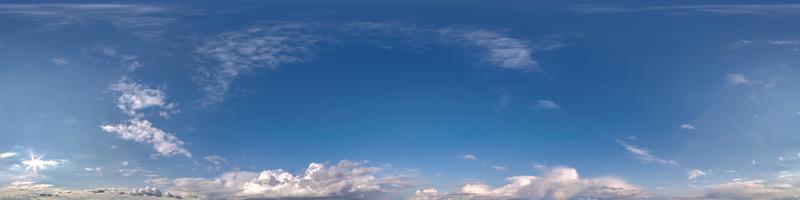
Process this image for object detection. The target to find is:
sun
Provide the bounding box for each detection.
[22,153,58,174]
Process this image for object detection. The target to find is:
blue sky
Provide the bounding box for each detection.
[2,1,800,199]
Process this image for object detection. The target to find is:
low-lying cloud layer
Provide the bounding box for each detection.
[413,166,642,200]
[154,160,407,199]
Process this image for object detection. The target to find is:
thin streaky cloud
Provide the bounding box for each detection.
[574,4,800,16]
[616,139,678,167]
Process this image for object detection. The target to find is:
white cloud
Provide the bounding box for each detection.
[100,118,191,158]
[727,39,800,50]
[680,120,698,130]
[574,4,800,16]
[192,23,564,105]
[769,40,800,46]
[433,166,642,200]
[241,160,405,198]
[491,165,508,171]
[534,99,561,110]
[194,23,320,106]
[109,80,175,117]
[704,179,800,199]
[616,139,678,167]
[461,154,477,161]
[204,155,228,171]
[410,188,441,200]
[440,28,540,71]
[0,4,173,40]
[727,73,752,86]
[0,152,16,159]
[688,169,707,181]
[730,40,756,49]
[151,171,258,199]
[160,160,406,199]
[51,57,70,65]
[7,181,52,190]
[102,79,189,158]
[204,155,227,165]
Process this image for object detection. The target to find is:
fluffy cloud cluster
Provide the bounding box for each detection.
[109,81,175,117]
[158,160,405,199]
[100,118,190,157]
[415,166,642,200]
[100,80,190,158]
[194,23,320,106]
[241,160,404,198]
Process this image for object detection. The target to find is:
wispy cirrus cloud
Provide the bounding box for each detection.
[194,22,563,106]
[0,4,175,40]
[616,139,678,167]
[574,4,800,16]
[439,28,542,72]
[460,154,478,161]
[194,22,321,106]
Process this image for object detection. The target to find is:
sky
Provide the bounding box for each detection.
[2,1,800,199]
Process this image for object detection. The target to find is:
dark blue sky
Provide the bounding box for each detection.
[2,1,800,199]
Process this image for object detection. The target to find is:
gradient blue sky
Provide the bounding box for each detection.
[2,1,800,199]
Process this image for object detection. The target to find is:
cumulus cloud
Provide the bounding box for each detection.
[159,160,406,199]
[616,139,678,167]
[151,171,258,199]
[101,79,189,158]
[241,160,406,198]
[688,169,707,181]
[100,118,191,158]
[0,152,16,159]
[424,166,642,200]
[410,188,441,200]
[194,23,321,106]
[109,80,175,117]
[704,179,800,199]
[680,120,698,130]
[534,99,561,110]
[440,28,540,71]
